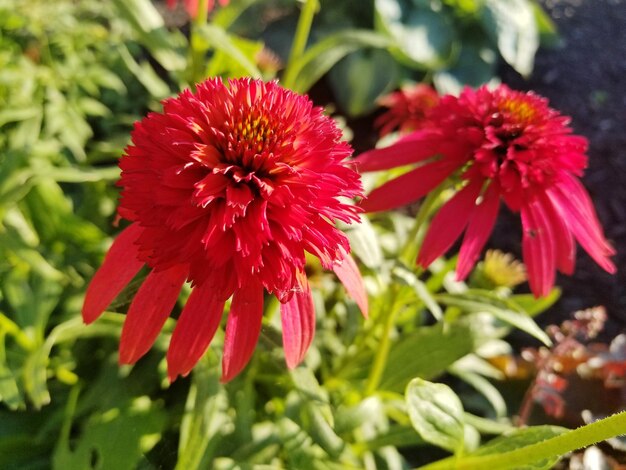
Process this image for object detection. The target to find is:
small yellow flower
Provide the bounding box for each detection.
[479,249,527,288]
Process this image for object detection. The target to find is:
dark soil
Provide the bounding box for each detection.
[499,0,626,339]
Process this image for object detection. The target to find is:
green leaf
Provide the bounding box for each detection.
[112,0,187,72]
[0,107,41,127]
[41,165,120,183]
[380,321,477,391]
[435,293,551,346]
[177,357,230,469]
[472,426,567,469]
[480,0,539,76]
[303,401,345,459]
[284,29,393,93]
[531,1,559,48]
[450,369,507,418]
[420,425,567,469]
[392,265,443,321]
[23,316,125,408]
[197,25,262,78]
[0,331,25,410]
[1,271,62,337]
[510,288,560,317]
[53,395,166,470]
[345,216,384,269]
[328,48,399,117]
[375,0,457,69]
[434,40,497,95]
[78,97,111,117]
[363,425,427,451]
[406,378,465,453]
[118,45,171,99]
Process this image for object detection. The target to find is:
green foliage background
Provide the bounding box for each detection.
[4,1,619,469]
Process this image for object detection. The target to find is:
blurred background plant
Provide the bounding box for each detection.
[1,0,623,469]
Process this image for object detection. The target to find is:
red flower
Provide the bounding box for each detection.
[82,78,367,382]
[358,85,615,297]
[166,0,229,18]
[375,84,439,137]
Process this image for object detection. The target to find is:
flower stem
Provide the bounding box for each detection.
[282,0,318,90]
[364,183,447,395]
[400,182,447,266]
[420,411,626,470]
[364,288,399,395]
[189,0,210,85]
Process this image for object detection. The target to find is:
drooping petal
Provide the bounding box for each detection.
[167,283,226,382]
[280,276,315,369]
[521,201,556,298]
[417,179,483,269]
[355,130,443,172]
[332,250,368,317]
[361,160,457,213]
[82,223,144,324]
[221,280,264,382]
[456,184,500,280]
[119,264,188,364]
[538,193,576,275]
[548,174,616,272]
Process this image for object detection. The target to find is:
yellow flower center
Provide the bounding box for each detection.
[498,98,537,124]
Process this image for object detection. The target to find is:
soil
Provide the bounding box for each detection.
[499,0,626,339]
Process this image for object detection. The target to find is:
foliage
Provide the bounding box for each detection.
[0,0,622,469]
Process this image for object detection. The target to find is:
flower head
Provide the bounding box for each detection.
[375,84,439,137]
[479,250,527,289]
[358,85,615,297]
[82,78,367,382]
[166,0,229,18]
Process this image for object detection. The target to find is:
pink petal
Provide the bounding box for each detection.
[361,160,457,213]
[332,250,368,317]
[355,130,443,172]
[119,264,188,364]
[538,193,576,275]
[548,174,616,273]
[521,201,556,298]
[167,283,226,382]
[417,179,483,268]
[82,223,144,324]
[221,280,264,382]
[280,276,316,369]
[456,184,500,280]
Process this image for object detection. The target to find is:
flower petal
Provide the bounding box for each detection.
[356,130,443,172]
[82,223,144,324]
[417,179,483,268]
[521,201,556,297]
[221,280,264,382]
[280,276,316,369]
[456,184,500,280]
[119,264,188,364]
[361,160,457,213]
[539,193,576,275]
[548,174,615,273]
[332,250,368,317]
[167,283,226,382]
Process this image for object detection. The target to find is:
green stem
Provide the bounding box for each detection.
[363,183,448,394]
[364,288,398,395]
[282,0,319,89]
[189,0,210,85]
[400,182,447,266]
[420,411,626,470]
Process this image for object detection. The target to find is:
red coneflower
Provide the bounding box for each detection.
[166,0,229,19]
[82,78,367,382]
[375,84,439,137]
[358,85,615,297]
